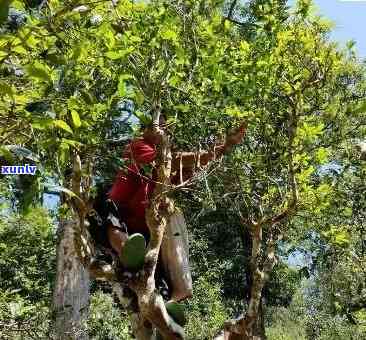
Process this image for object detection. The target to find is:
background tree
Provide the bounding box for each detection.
[185,1,366,338]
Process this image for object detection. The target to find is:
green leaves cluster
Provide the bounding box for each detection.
[0,207,56,301]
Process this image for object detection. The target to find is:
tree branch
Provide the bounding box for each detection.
[262,106,299,227]
[121,107,184,339]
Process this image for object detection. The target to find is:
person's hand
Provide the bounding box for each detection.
[225,121,247,148]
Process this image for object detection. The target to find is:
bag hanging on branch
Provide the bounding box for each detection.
[161,208,193,299]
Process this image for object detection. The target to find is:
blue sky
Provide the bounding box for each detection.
[288,0,366,58]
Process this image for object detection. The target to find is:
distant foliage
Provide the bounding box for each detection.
[0,293,51,339]
[266,290,307,340]
[186,276,229,340]
[0,207,56,302]
[0,207,55,339]
[88,291,132,340]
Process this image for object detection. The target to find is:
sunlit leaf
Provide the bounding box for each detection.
[54,120,73,134]
[105,48,134,60]
[31,118,53,130]
[0,147,14,163]
[48,186,77,199]
[161,28,177,41]
[25,62,52,82]
[12,45,27,54]
[70,110,81,129]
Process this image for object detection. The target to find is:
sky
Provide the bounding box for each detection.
[288,0,366,58]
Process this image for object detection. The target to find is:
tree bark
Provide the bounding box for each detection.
[112,283,154,340]
[223,221,272,340]
[134,124,185,340]
[240,227,252,301]
[255,300,266,340]
[52,219,90,340]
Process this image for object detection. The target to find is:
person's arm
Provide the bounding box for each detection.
[171,145,225,170]
[171,122,247,171]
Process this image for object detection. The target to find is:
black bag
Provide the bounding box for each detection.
[87,185,127,249]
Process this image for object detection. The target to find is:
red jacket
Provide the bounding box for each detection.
[108,135,229,234]
[108,138,157,234]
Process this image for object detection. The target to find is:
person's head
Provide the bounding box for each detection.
[142,114,166,145]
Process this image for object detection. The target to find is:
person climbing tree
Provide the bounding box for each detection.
[101,116,247,300]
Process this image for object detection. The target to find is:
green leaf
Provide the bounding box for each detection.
[334,301,342,312]
[12,45,27,55]
[225,107,247,118]
[334,232,350,246]
[224,20,232,31]
[134,90,145,106]
[70,110,81,128]
[67,96,79,110]
[72,44,82,61]
[315,148,329,164]
[118,83,126,98]
[105,51,122,59]
[11,0,25,10]
[343,207,352,217]
[46,53,66,65]
[353,101,366,114]
[168,75,180,86]
[61,138,82,147]
[80,90,94,104]
[105,47,134,60]
[119,74,133,81]
[134,110,151,126]
[104,30,116,49]
[48,186,85,205]
[31,118,53,130]
[161,29,178,41]
[25,62,51,82]
[54,120,73,134]
[72,43,88,62]
[174,104,190,113]
[48,186,77,199]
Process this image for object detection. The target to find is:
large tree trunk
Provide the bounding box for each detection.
[52,219,90,340]
[238,229,266,340]
[134,125,185,340]
[223,221,277,340]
